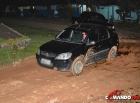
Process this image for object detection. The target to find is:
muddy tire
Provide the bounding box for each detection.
[107,46,117,63]
[70,56,84,76]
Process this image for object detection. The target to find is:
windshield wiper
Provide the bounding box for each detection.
[55,38,62,40]
[62,38,71,42]
[56,38,71,42]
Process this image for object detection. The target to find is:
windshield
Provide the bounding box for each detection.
[55,29,88,43]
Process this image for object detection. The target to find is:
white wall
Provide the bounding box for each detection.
[23,6,30,9]
[113,6,120,21]
[131,12,137,20]
[35,6,47,10]
[97,5,138,21]
[97,6,109,19]
[108,6,113,19]
[82,5,87,12]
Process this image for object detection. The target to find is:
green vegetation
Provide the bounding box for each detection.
[0,26,59,67]
[0,38,5,43]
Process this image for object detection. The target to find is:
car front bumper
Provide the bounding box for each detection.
[36,53,72,71]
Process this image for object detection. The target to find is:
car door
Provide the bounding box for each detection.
[85,28,100,64]
[98,27,111,59]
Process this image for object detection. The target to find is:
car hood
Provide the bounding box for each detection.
[40,40,82,54]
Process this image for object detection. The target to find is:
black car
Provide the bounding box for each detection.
[71,11,115,30]
[36,23,119,76]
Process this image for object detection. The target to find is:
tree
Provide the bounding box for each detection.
[129,0,140,22]
[116,0,140,22]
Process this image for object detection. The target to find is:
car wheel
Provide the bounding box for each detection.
[107,46,117,63]
[70,56,84,76]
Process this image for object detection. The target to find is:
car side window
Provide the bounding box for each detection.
[90,15,99,21]
[89,28,99,42]
[99,28,109,40]
[99,15,106,22]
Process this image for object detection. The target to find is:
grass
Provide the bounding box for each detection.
[0,38,5,43]
[0,26,59,68]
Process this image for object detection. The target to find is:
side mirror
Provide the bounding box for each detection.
[87,40,96,45]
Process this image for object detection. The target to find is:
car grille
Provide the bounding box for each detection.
[41,51,56,58]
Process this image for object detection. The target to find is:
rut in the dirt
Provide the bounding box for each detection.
[118,42,140,54]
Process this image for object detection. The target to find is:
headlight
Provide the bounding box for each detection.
[56,52,72,60]
[37,48,40,55]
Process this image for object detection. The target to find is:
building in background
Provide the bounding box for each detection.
[96,5,138,22]
[17,4,139,22]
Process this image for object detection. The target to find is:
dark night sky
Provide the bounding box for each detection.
[1,0,77,6]
[1,0,116,6]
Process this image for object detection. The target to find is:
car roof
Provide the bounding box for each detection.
[81,11,103,15]
[66,23,105,30]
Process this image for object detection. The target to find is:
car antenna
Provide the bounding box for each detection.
[76,18,85,29]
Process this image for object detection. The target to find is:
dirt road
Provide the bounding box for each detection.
[0,18,140,103]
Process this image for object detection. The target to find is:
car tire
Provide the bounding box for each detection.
[107,46,117,63]
[70,56,84,76]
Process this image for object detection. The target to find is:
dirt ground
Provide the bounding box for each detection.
[0,18,140,103]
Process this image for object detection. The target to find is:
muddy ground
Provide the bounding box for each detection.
[0,18,140,103]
